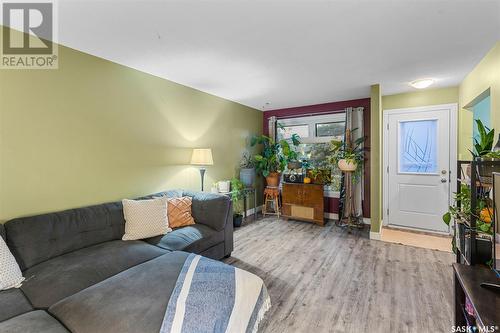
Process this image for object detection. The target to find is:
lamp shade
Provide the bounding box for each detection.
[190,148,213,166]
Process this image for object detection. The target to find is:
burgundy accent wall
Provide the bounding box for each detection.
[263,98,371,218]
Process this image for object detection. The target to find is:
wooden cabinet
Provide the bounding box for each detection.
[282,183,325,226]
[453,263,500,328]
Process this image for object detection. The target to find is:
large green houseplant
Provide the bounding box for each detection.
[470,119,499,180]
[250,133,300,186]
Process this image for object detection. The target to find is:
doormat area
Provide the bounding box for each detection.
[381,227,452,252]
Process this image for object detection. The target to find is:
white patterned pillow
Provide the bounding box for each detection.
[0,236,24,290]
[122,197,171,241]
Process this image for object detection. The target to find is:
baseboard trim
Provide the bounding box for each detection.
[324,212,339,220]
[245,205,262,217]
[369,231,381,240]
[324,213,371,225]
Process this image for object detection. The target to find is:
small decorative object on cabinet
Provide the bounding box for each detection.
[281,182,324,226]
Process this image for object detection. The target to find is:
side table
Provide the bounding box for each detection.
[222,187,257,221]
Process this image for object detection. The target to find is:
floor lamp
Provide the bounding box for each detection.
[191,148,213,191]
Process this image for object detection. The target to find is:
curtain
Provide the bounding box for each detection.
[268,116,277,141]
[341,107,364,219]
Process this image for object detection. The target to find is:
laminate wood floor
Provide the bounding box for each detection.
[224,217,454,333]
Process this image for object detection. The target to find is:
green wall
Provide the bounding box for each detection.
[459,42,500,159]
[0,28,262,222]
[383,86,459,111]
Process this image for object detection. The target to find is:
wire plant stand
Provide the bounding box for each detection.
[336,169,364,229]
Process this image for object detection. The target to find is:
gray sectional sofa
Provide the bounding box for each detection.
[0,190,233,333]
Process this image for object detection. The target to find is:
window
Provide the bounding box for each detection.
[316,121,345,137]
[399,119,438,173]
[276,113,346,194]
[280,124,309,139]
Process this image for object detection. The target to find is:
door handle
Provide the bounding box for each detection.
[441,178,447,183]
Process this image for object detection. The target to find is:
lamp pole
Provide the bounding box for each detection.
[199,167,206,191]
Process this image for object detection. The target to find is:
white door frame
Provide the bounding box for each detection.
[382,103,458,234]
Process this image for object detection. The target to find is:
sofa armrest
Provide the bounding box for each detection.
[182,191,232,232]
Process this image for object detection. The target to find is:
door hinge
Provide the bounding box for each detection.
[387,208,389,216]
[386,123,389,130]
[387,166,389,173]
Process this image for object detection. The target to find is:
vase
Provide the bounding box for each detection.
[233,214,243,228]
[265,172,280,187]
[239,168,255,187]
[338,159,357,172]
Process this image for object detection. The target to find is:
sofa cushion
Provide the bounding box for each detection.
[140,189,183,200]
[21,240,167,309]
[167,197,195,228]
[5,201,126,270]
[0,289,33,322]
[182,191,231,231]
[0,310,68,333]
[49,251,189,333]
[122,197,171,241]
[144,224,223,254]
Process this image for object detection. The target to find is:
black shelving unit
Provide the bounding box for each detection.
[455,159,500,265]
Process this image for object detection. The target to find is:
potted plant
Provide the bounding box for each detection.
[250,133,300,187]
[329,134,365,177]
[239,151,255,187]
[231,178,245,227]
[470,119,499,181]
[307,167,332,185]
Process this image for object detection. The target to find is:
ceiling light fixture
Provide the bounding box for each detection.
[409,78,435,89]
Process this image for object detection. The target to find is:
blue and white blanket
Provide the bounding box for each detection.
[160,253,271,333]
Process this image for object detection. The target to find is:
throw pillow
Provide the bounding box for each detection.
[122,197,171,241]
[168,197,196,228]
[0,237,25,290]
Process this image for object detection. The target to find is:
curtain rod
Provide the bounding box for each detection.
[274,109,347,120]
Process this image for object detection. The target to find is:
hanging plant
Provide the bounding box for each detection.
[329,129,365,181]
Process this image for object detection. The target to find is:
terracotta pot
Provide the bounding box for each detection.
[338,159,357,172]
[265,172,280,187]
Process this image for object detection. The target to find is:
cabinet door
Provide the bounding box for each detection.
[282,183,303,205]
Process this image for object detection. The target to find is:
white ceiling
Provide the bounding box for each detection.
[25,1,500,109]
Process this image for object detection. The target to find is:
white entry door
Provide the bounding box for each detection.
[385,105,456,233]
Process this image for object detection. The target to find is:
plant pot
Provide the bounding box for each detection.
[233,214,243,228]
[476,157,500,184]
[265,172,280,187]
[338,159,357,172]
[287,161,302,170]
[239,168,255,187]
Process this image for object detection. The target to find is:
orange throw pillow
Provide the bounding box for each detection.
[167,197,195,228]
